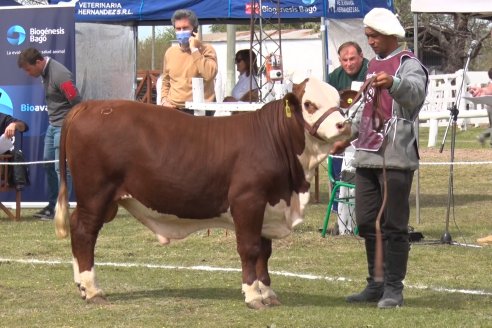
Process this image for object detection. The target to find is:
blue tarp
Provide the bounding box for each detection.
[49,0,393,23]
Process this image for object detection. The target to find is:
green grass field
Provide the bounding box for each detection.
[0,126,491,328]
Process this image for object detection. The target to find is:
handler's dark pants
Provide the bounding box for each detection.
[355,167,414,241]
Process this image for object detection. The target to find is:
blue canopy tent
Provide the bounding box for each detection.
[48,0,393,101]
[52,0,392,24]
[0,0,22,6]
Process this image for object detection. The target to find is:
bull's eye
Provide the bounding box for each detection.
[304,100,318,114]
[304,101,318,111]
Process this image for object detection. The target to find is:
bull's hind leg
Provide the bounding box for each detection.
[70,207,107,304]
[257,237,281,306]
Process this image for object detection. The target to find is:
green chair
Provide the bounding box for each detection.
[320,155,357,237]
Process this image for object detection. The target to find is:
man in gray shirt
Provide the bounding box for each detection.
[18,47,81,220]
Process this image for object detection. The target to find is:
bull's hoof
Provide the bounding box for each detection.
[86,295,109,305]
[246,300,267,310]
[263,296,281,306]
[76,283,87,300]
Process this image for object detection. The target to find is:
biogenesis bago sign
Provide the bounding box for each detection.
[48,0,392,22]
[240,0,392,18]
[0,5,75,202]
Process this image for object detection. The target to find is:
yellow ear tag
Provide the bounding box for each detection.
[348,98,353,104]
[285,99,292,118]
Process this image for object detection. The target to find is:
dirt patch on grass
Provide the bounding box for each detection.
[420,148,492,162]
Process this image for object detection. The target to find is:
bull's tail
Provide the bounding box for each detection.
[54,183,70,239]
[55,104,84,239]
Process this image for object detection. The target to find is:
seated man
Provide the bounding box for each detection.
[326,41,368,234]
[0,112,29,190]
[0,112,28,153]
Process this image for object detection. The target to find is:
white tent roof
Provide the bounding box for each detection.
[411,0,492,16]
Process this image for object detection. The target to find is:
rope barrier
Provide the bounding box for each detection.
[0,160,58,165]
[3,159,492,166]
[329,154,492,166]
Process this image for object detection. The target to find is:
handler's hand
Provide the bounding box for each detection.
[330,140,351,155]
[372,72,393,90]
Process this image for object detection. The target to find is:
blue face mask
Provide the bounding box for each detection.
[176,30,192,47]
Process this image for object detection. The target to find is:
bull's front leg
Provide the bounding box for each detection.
[232,200,267,309]
[256,237,281,306]
[70,208,107,304]
[238,238,264,309]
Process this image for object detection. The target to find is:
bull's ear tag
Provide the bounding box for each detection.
[285,99,292,118]
[348,98,353,104]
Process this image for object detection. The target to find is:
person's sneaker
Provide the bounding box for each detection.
[33,206,54,220]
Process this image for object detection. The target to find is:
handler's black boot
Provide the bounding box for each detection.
[346,238,384,303]
[377,239,409,309]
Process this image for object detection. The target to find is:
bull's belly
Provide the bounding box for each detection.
[118,194,306,243]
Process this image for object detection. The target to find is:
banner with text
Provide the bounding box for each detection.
[0,5,75,203]
[49,0,393,22]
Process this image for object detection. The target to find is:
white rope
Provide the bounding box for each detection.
[0,160,58,165]
[330,154,492,166]
[0,257,490,296]
[5,159,492,166]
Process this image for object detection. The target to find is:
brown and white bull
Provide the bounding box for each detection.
[54,77,350,309]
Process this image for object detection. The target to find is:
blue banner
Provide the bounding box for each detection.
[49,0,393,22]
[0,0,21,6]
[0,5,75,203]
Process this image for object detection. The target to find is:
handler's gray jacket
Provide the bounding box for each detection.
[41,57,82,127]
[350,47,428,171]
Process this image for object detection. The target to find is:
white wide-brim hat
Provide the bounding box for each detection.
[363,8,405,38]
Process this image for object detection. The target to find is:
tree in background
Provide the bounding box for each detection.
[137,27,175,71]
[395,0,492,73]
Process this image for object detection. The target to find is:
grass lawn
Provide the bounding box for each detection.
[0,126,491,327]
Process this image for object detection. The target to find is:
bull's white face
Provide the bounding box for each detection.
[294,77,351,183]
[301,77,347,142]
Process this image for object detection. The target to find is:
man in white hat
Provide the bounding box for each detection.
[331,7,429,309]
